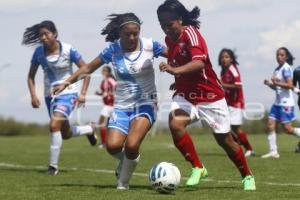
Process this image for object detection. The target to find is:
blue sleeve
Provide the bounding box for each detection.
[99,45,113,64]
[152,40,166,58]
[70,47,82,64]
[282,68,292,80]
[31,48,41,66]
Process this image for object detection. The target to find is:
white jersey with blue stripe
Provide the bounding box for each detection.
[99,37,165,109]
[273,62,294,106]
[31,41,82,97]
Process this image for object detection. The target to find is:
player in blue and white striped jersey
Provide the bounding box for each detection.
[53,13,168,189]
[23,20,97,175]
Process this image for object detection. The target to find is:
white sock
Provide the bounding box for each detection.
[50,131,62,169]
[118,155,140,186]
[71,125,93,137]
[268,131,277,152]
[293,128,300,137]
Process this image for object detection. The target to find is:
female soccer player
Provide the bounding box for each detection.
[95,66,116,148]
[263,47,300,158]
[219,48,254,157]
[53,13,168,189]
[157,0,256,190]
[23,20,97,175]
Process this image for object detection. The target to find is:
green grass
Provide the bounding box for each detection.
[0,133,300,200]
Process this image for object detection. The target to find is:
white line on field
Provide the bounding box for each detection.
[0,162,300,187]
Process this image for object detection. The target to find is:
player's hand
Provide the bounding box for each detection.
[159,62,175,75]
[264,79,270,86]
[31,96,40,108]
[76,94,86,107]
[52,83,68,96]
[169,82,176,90]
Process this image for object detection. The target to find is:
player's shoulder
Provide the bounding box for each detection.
[228,65,240,77]
[282,62,292,71]
[140,37,154,49]
[33,45,44,55]
[294,65,300,72]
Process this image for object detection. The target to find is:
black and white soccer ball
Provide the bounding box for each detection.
[149,162,181,194]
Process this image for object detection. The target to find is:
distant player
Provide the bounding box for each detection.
[292,65,300,153]
[262,47,300,158]
[23,20,97,175]
[219,48,255,157]
[53,13,168,189]
[157,0,256,190]
[95,66,116,148]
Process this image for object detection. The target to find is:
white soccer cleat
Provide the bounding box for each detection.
[117,181,129,190]
[261,151,280,159]
[244,150,255,157]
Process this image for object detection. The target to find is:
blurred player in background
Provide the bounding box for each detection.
[292,65,300,153]
[219,48,255,157]
[23,20,97,175]
[53,13,168,189]
[157,0,256,190]
[95,66,116,148]
[263,47,300,158]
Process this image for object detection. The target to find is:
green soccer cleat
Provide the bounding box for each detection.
[242,175,256,191]
[186,167,208,187]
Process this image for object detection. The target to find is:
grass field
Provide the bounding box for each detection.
[0,132,300,200]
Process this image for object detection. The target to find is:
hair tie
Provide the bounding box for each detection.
[119,21,140,28]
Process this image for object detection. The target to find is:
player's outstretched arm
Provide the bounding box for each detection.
[76,59,91,106]
[27,64,40,108]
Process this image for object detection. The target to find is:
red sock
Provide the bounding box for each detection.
[100,127,106,145]
[228,146,251,177]
[174,133,203,168]
[238,131,253,151]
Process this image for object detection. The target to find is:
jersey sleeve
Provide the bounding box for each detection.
[282,67,292,80]
[152,40,166,58]
[99,45,113,64]
[184,26,208,62]
[229,66,242,85]
[70,47,83,64]
[31,47,41,66]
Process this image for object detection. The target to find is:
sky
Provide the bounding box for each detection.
[0,0,300,124]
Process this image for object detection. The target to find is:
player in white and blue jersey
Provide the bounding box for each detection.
[53,13,168,189]
[292,65,300,153]
[23,20,97,175]
[262,47,300,158]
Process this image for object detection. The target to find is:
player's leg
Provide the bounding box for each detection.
[281,106,300,137]
[116,116,152,189]
[98,115,108,148]
[169,96,207,187]
[198,99,255,190]
[262,105,280,158]
[231,125,254,157]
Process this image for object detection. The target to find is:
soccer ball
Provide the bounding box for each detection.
[149,162,181,193]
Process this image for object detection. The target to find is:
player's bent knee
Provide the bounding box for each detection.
[106,143,123,155]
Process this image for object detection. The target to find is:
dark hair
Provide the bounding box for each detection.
[22,20,57,46]
[218,48,239,66]
[103,65,115,80]
[278,47,295,66]
[101,13,142,42]
[157,0,200,29]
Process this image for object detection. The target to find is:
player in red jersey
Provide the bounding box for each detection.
[219,48,254,157]
[95,66,116,148]
[157,0,255,190]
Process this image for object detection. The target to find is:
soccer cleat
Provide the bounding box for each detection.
[261,151,280,159]
[185,167,208,187]
[86,124,97,146]
[117,181,129,190]
[242,175,256,191]
[47,165,58,175]
[245,150,255,157]
[295,143,300,153]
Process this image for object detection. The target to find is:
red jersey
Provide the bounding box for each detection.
[165,25,224,105]
[221,64,245,108]
[100,77,116,106]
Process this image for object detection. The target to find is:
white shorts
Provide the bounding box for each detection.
[101,105,114,118]
[228,106,243,125]
[170,95,231,134]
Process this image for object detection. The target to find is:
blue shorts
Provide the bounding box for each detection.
[268,104,296,124]
[108,104,157,135]
[45,93,78,117]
